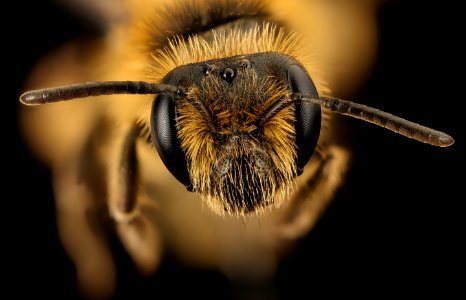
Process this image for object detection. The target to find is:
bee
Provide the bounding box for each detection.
[18,0,454,298]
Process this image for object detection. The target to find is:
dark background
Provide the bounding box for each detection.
[6,0,464,298]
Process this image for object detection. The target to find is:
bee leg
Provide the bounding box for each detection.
[277,144,351,239]
[53,147,117,299]
[107,124,161,276]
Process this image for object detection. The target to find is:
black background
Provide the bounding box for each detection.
[6,0,464,298]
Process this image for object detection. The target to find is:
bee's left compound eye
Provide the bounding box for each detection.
[287,65,322,174]
[151,93,191,187]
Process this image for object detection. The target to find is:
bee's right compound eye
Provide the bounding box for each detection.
[287,65,322,174]
[151,93,192,187]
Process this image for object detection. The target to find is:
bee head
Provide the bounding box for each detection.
[151,53,321,214]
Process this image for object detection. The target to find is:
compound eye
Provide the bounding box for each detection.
[287,65,322,174]
[222,67,236,83]
[151,93,191,187]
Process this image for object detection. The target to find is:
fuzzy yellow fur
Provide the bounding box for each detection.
[147,23,328,95]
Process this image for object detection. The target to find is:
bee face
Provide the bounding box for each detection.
[151,53,321,214]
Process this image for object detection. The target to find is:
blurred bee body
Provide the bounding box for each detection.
[22,0,451,298]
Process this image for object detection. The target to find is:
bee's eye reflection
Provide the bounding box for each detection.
[222,67,236,83]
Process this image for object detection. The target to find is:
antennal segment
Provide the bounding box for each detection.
[302,96,454,147]
[20,81,183,105]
